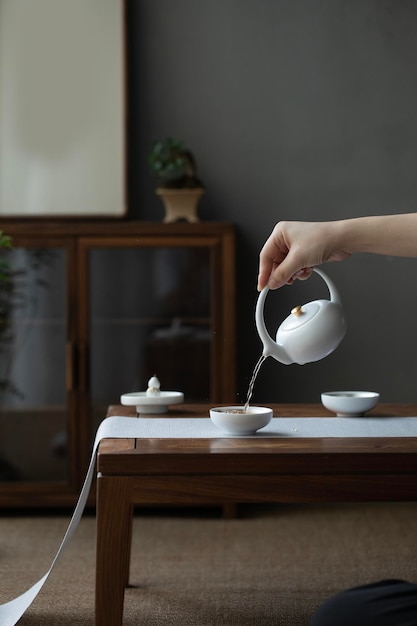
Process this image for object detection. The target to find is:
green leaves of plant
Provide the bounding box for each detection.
[148,138,187,179]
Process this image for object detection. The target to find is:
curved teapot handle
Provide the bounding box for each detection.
[312,267,342,305]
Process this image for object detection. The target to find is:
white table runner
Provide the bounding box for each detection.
[129,416,417,438]
[1,413,416,625]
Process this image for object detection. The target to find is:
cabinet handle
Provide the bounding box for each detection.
[79,342,89,393]
[66,341,76,392]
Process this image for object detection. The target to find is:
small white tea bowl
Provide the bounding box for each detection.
[321,391,380,417]
[210,406,273,435]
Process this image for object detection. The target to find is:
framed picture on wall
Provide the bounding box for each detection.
[0,0,126,218]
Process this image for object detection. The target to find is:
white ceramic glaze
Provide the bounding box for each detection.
[321,391,380,417]
[146,375,161,396]
[210,406,273,435]
[121,391,184,414]
[255,268,347,365]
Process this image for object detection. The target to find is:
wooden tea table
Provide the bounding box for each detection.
[95,403,417,625]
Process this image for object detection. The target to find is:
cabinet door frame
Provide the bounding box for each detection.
[0,233,81,506]
[76,231,236,449]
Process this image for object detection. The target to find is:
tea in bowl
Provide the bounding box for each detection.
[210,406,273,435]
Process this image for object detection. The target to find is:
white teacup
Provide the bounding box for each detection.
[210,406,273,435]
[321,391,379,417]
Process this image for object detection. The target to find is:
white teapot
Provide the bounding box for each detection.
[255,268,346,365]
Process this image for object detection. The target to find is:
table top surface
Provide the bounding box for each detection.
[98,403,417,464]
[106,402,417,421]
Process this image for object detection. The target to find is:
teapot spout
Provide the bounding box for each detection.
[255,286,293,365]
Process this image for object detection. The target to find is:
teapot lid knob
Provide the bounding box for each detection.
[291,305,303,317]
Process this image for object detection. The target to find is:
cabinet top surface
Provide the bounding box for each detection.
[0,220,235,237]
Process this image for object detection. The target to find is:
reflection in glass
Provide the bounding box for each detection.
[89,246,211,420]
[0,247,67,482]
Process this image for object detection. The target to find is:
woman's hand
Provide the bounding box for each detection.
[257,221,351,290]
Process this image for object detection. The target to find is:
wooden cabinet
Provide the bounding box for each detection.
[0,221,236,507]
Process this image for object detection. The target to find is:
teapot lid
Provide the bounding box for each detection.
[278,301,321,332]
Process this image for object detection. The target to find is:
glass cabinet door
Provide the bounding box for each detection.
[87,244,212,429]
[0,244,69,484]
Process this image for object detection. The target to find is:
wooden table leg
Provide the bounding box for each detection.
[122,505,134,588]
[222,503,238,518]
[95,475,133,626]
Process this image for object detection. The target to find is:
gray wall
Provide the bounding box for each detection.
[127,0,417,404]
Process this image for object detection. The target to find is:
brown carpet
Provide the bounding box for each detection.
[0,502,416,625]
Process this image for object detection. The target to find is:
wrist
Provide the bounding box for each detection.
[333,217,370,254]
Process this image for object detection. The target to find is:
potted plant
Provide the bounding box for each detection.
[148,138,205,223]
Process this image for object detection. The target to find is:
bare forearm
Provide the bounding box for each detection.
[337,213,417,257]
